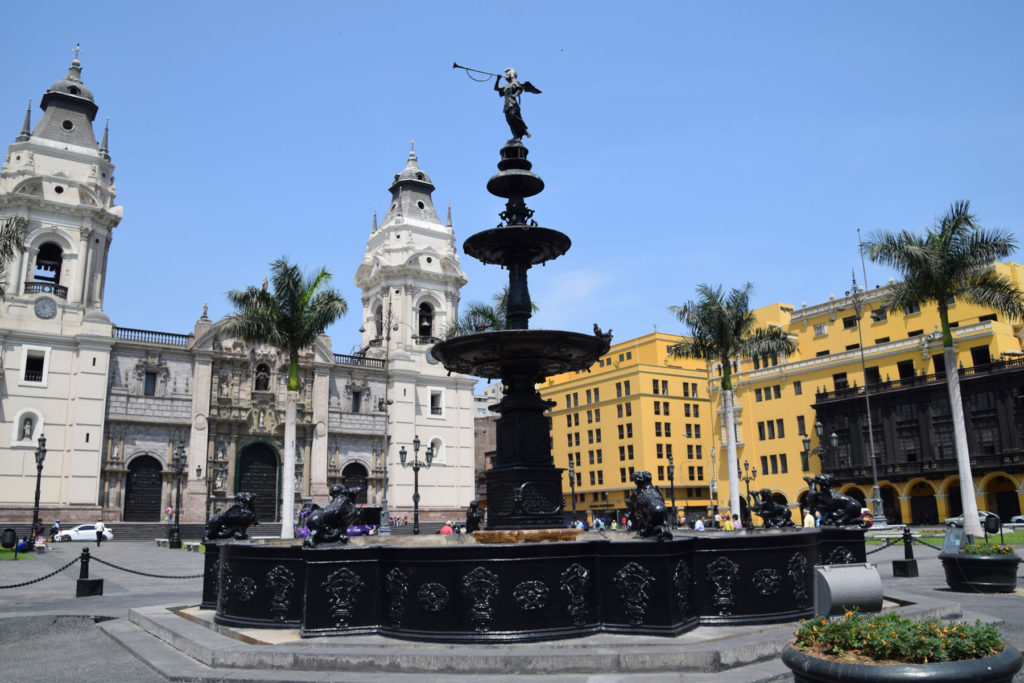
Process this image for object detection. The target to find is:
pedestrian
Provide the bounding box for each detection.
[166,506,173,524]
[802,508,815,528]
[694,516,705,531]
[732,513,742,530]
[95,519,106,547]
[815,510,822,527]
[439,520,454,535]
[722,515,733,531]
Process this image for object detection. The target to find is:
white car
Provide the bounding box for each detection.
[1011,515,1024,524]
[57,524,113,542]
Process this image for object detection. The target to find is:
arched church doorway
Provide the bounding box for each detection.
[341,462,369,504]
[123,455,163,521]
[238,443,280,522]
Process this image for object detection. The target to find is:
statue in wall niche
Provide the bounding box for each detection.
[214,468,226,492]
[21,417,33,440]
[258,409,266,430]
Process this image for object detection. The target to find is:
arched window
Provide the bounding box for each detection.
[254,364,270,391]
[35,243,64,284]
[418,303,434,339]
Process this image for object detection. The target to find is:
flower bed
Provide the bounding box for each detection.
[783,611,1022,682]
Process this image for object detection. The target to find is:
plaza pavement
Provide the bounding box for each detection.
[0,534,1021,682]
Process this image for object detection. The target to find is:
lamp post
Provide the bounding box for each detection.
[708,446,718,527]
[567,456,577,521]
[399,435,433,535]
[740,460,757,527]
[801,421,839,469]
[196,463,216,524]
[31,435,47,532]
[847,264,888,528]
[667,453,676,529]
[168,441,186,549]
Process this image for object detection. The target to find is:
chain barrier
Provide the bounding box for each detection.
[0,556,80,589]
[89,555,203,579]
[864,538,898,556]
[911,536,943,551]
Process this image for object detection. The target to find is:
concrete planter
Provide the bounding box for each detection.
[938,552,1021,593]
[782,643,1023,682]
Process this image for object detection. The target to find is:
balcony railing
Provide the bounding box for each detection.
[23,370,43,382]
[430,406,442,415]
[415,335,439,345]
[334,353,384,369]
[115,327,191,346]
[815,357,1024,400]
[25,281,68,299]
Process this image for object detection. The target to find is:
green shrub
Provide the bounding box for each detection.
[793,611,1004,663]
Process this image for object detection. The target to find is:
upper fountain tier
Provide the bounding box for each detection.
[464,139,570,269]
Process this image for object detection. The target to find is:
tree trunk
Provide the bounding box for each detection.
[281,391,297,539]
[724,389,740,521]
[946,346,982,537]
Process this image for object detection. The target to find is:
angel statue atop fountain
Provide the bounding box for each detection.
[494,68,541,140]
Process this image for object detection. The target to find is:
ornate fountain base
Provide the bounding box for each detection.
[484,467,566,529]
[206,528,865,643]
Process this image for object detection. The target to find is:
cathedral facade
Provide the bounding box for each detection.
[0,57,476,525]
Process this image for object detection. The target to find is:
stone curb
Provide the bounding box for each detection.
[116,590,969,678]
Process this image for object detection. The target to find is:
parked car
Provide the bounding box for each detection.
[1010,515,1024,524]
[943,510,1000,531]
[58,524,113,542]
[346,524,377,537]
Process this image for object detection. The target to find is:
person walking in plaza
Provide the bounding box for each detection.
[694,516,705,531]
[722,515,733,531]
[732,513,742,530]
[95,519,106,547]
[802,508,815,528]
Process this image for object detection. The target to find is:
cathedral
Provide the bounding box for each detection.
[0,56,477,525]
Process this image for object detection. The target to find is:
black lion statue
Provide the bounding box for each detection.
[627,470,672,541]
[204,491,259,542]
[804,474,866,527]
[749,488,795,528]
[466,500,484,533]
[303,483,362,547]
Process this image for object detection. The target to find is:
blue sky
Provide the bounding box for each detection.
[2,2,1022,355]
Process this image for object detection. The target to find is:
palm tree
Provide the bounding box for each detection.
[668,283,797,522]
[863,200,1023,537]
[444,286,537,337]
[0,216,27,298]
[223,258,347,538]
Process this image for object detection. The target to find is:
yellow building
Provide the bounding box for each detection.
[734,260,1024,524]
[543,261,1024,528]
[541,333,713,524]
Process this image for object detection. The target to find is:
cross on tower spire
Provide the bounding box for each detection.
[73,43,82,60]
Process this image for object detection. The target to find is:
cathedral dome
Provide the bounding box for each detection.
[47,60,95,102]
[390,150,434,190]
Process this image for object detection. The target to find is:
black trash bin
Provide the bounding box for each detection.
[1,528,16,549]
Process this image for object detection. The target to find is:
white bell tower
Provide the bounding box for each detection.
[354,145,477,520]
[0,53,123,514]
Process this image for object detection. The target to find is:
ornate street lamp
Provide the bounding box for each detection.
[399,435,433,535]
[667,453,677,529]
[740,460,757,527]
[31,435,47,532]
[567,456,577,521]
[168,441,186,549]
[802,421,839,467]
[847,265,888,527]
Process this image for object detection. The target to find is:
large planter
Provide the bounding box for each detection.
[938,552,1021,593]
[782,643,1023,682]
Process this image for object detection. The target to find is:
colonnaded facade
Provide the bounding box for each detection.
[0,56,476,525]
